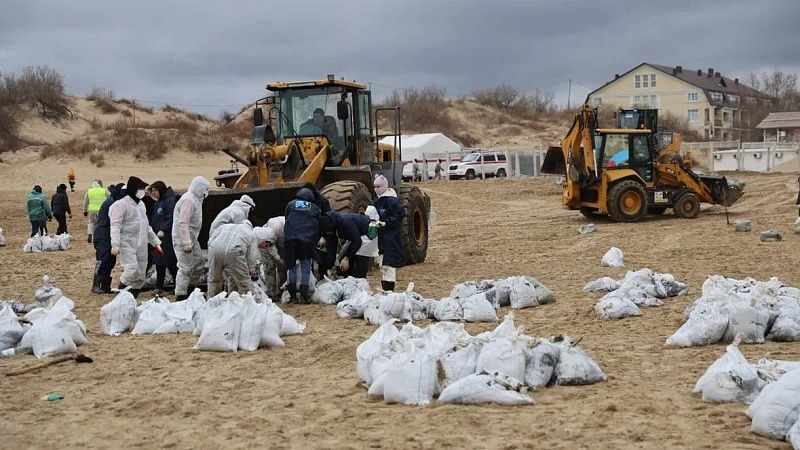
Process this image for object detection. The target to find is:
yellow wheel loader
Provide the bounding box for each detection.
[541,105,743,222]
[202,75,430,264]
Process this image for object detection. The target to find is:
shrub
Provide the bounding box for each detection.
[86,87,115,101]
[17,65,72,120]
[95,99,118,114]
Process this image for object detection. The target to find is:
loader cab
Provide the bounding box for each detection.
[595,129,655,182]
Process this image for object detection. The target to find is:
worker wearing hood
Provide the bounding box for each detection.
[172,176,210,300]
[373,175,404,291]
[83,179,108,243]
[208,194,255,245]
[283,188,320,302]
[254,216,286,300]
[109,176,163,298]
[207,220,266,297]
[92,183,125,293]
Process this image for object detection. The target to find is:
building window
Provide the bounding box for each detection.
[593,97,602,106]
[688,109,699,122]
[688,92,699,102]
[650,74,656,88]
[710,91,724,102]
[729,94,740,104]
[650,95,658,108]
[746,96,757,105]
[634,75,641,88]
[642,75,649,88]
[723,111,730,122]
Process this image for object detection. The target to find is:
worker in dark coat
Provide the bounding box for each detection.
[50,183,72,235]
[148,181,179,294]
[318,210,371,278]
[372,175,405,291]
[284,187,321,302]
[92,183,125,293]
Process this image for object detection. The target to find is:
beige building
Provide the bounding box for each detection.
[586,63,771,141]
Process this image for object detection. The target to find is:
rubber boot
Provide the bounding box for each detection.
[381,281,395,292]
[129,288,141,299]
[286,285,298,303]
[91,273,103,294]
[299,284,311,303]
[87,234,92,244]
[175,293,188,301]
[102,277,113,293]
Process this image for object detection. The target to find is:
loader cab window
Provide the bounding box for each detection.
[602,134,629,168]
[631,135,650,162]
[277,87,348,148]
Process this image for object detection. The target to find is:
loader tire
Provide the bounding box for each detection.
[320,181,372,213]
[398,185,429,265]
[674,193,700,219]
[607,180,647,222]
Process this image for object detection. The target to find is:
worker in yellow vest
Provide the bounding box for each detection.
[83,180,108,243]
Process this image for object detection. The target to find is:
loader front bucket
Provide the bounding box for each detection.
[700,175,745,207]
[199,184,304,248]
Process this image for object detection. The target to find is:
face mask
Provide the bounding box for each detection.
[136,189,146,199]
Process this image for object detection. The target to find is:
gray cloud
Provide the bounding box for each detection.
[1,0,798,117]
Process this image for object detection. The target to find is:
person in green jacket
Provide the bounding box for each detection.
[27,185,52,237]
[83,179,108,243]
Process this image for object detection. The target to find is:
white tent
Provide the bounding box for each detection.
[380,133,461,180]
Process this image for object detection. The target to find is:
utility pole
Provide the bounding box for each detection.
[567,78,572,110]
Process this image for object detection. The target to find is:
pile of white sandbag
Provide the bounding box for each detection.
[335,276,555,325]
[693,339,800,447]
[585,268,688,320]
[357,314,606,406]
[312,276,370,305]
[1,278,87,358]
[666,275,800,347]
[22,234,71,252]
[99,288,306,353]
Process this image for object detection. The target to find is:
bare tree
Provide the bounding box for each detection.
[18,65,72,119]
[747,70,800,111]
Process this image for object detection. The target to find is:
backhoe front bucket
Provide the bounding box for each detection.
[700,175,745,207]
[541,146,566,175]
[199,184,304,248]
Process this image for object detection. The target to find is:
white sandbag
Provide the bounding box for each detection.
[450,281,480,300]
[665,304,728,347]
[595,294,642,319]
[507,276,540,309]
[524,340,561,389]
[693,339,759,403]
[99,290,137,336]
[577,223,596,234]
[584,277,621,293]
[311,278,344,305]
[34,276,63,307]
[194,300,243,352]
[438,344,478,388]
[461,293,498,323]
[192,293,227,336]
[750,368,800,440]
[23,236,43,253]
[339,276,371,302]
[279,312,306,336]
[760,229,783,242]
[154,296,200,334]
[735,219,751,232]
[720,301,769,344]
[55,233,71,250]
[601,247,624,267]
[260,302,285,348]
[28,311,77,358]
[438,372,534,405]
[553,338,607,386]
[132,299,169,335]
[238,296,266,351]
[432,298,464,321]
[0,303,25,350]
[380,292,411,321]
[356,320,399,385]
[336,290,370,319]
[476,338,526,382]
[68,319,88,346]
[788,420,800,449]
[768,306,800,342]
[382,346,437,406]
[363,296,392,325]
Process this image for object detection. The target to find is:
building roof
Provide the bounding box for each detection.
[587,63,770,105]
[756,112,800,129]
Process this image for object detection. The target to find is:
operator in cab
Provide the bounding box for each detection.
[301,108,339,142]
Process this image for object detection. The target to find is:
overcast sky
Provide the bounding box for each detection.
[1,0,798,118]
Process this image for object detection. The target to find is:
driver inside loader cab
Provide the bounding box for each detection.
[302,108,339,143]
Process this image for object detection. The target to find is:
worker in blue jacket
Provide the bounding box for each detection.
[372,175,404,291]
[92,183,125,293]
[284,188,321,302]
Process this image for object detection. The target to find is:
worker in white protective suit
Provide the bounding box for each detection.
[207,220,268,297]
[172,176,210,301]
[255,216,286,299]
[109,176,163,298]
[207,195,255,245]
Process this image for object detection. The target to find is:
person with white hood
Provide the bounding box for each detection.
[255,216,286,299]
[372,175,404,291]
[207,219,267,297]
[207,194,255,245]
[172,176,210,300]
[109,176,163,298]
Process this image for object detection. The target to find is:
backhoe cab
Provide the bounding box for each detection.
[541,105,743,222]
[203,75,430,265]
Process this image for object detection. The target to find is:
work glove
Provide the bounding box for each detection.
[157,230,164,238]
[111,245,120,256]
[367,223,379,239]
[317,237,326,250]
[182,244,193,253]
[153,245,164,257]
[340,257,350,272]
[83,211,88,217]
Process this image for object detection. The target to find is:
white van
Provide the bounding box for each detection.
[448,152,509,180]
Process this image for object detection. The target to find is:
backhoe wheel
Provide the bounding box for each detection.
[647,206,668,215]
[674,193,700,219]
[398,185,429,265]
[607,180,647,222]
[320,181,372,213]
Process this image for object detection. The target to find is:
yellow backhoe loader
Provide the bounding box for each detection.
[202,75,430,264]
[541,105,743,221]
